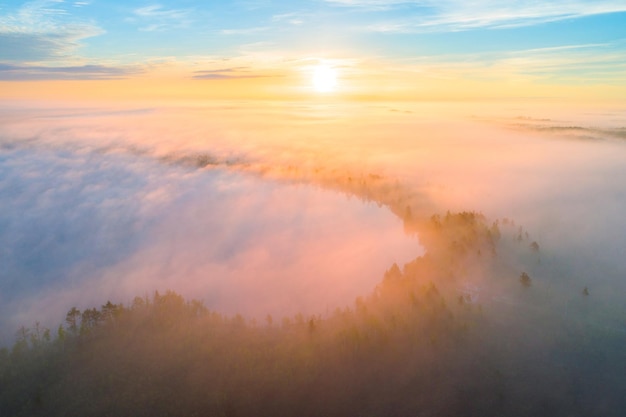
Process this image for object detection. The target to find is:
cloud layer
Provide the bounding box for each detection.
[0,101,625,346]
[0,122,418,342]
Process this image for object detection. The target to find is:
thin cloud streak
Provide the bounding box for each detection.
[327,0,626,32]
[131,4,193,32]
[221,27,270,35]
[192,67,277,80]
[0,63,142,80]
[390,41,626,84]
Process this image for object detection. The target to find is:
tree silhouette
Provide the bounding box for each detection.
[65,307,81,335]
[530,241,540,252]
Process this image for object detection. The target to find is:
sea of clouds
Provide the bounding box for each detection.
[1,100,624,343]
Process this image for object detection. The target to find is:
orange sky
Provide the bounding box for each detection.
[2,59,626,104]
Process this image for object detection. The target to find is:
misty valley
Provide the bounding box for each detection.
[0,142,417,341]
[1,103,626,416]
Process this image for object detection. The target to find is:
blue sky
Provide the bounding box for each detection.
[0,0,625,99]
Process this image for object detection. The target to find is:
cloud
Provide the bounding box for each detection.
[0,63,142,80]
[1,102,625,369]
[220,26,270,35]
[323,0,405,11]
[0,118,417,342]
[325,0,626,32]
[0,0,103,62]
[271,12,306,25]
[131,4,192,32]
[0,26,102,62]
[497,114,626,142]
[0,144,179,341]
[192,67,275,80]
[494,43,626,83]
[134,4,190,19]
[392,42,626,85]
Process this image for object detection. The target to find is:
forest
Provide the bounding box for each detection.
[2,211,625,417]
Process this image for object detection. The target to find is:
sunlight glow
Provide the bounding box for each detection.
[312,65,338,93]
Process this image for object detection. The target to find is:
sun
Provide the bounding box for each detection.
[312,64,338,93]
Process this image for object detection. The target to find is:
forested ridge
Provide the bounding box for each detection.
[1,211,625,417]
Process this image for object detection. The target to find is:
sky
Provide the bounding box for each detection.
[1,0,625,101]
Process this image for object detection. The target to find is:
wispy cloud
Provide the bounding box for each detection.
[134,4,189,19]
[396,41,626,84]
[0,63,142,80]
[192,67,274,80]
[131,4,192,32]
[272,12,306,26]
[221,26,270,35]
[326,0,626,32]
[0,31,94,61]
[495,43,626,83]
[324,0,407,11]
[0,0,102,62]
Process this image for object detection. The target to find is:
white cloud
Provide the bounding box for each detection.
[324,0,411,10]
[0,111,418,343]
[272,12,306,25]
[0,0,103,62]
[390,41,626,85]
[220,26,270,35]
[132,4,192,32]
[326,0,626,31]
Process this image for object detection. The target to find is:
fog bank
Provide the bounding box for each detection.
[1,99,625,343]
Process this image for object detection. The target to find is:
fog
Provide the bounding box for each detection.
[2,99,626,416]
[0,135,419,343]
[1,99,625,341]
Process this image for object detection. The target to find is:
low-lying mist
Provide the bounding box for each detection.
[1,99,625,415]
[0,141,417,343]
[2,100,623,295]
